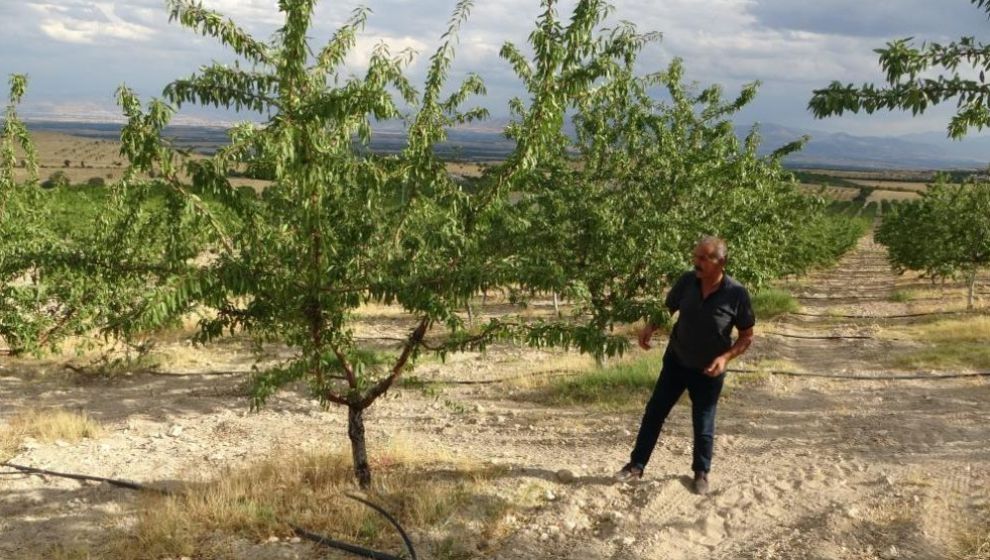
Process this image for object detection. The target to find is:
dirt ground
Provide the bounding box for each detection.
[2,233,989,559]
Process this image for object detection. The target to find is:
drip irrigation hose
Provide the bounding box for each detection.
[0,463,416,560]
[0,462,171,494]
[727,367,990,381]
[789,310,979,319]
[763,332,875,340]
[416,366,990,385]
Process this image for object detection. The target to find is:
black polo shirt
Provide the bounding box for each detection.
[665,271,755,369]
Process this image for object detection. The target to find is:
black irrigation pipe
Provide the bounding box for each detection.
[290,524,407,560]
[789,310,979,319]
[0,462,172,494]
[763,332,875,340]
[62,365,249,377]
[422,366,990,385]
[728,367,990,381]
[0,463,416,560]
[417,368,584,386]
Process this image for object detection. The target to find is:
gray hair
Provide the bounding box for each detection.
[697,235,728,262]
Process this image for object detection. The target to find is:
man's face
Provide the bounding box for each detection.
[692,243,724,279]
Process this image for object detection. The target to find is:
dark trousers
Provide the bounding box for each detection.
[630,350,725,473]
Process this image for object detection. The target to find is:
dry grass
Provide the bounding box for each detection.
[101,444,516,560]
[0,408,103,460]
[953,521,990,560]
[889,316,990,371]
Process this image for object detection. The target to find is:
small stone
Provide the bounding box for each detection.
[266,536,280,543]
[622,429,632,437]
[545,490,557,501]
[54,440,69,448]
[496,415,507,424]
[621,536,636,546]
[289,537,301,544]
[556,469,576,483]
[881,545,899,560]
[168,425,183,437]
[845,507,859,519]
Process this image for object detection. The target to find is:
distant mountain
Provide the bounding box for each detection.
[24,118,990,170]
[749,123,989,170]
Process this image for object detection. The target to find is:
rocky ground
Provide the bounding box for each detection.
[2,234,989,559]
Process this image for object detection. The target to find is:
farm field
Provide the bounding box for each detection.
[6,0,990,557]
[2,232,988,559]
[13,129,487,188]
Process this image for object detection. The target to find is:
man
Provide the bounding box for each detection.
[616,235,755,495]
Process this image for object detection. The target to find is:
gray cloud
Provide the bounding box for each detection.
[2,0,988,136]
[748,0,989,39]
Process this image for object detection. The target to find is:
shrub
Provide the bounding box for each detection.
[41,170,70,189]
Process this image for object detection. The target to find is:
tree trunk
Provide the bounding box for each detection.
[348,405,372,488]
[552,291,560,317]
[968,271,977,310]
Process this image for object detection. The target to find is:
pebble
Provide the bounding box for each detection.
[556,469,576,483]
[168,425,183,437]
[881,545,899,559]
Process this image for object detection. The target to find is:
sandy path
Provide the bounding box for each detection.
[2,233,989,559]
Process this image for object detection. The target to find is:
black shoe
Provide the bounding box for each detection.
[693,471,709,495]
[615,462,644,481]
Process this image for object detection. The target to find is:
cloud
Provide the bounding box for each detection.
[29,2,156,44]
[747,0,989,39]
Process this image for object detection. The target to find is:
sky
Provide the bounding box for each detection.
[1,0,989,137]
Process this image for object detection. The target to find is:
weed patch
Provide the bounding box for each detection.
[100,449,516,560]
[0,408,103,460]
[890,317,990,370]
[752,289,799,320]
[528,354,660,410]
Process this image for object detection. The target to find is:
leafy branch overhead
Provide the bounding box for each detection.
[810,0,990,138]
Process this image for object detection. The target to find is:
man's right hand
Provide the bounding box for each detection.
[638,324,656,350]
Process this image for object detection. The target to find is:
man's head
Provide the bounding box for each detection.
[692,235,727,280]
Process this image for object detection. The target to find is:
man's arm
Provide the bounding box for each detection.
[703,327,754,377]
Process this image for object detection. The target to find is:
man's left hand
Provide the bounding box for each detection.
[704,355,728,377]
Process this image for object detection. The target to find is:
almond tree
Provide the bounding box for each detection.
[491,47,863,342]
[0,75,105,354]
[107,0,642,488]
[876,181,990,309]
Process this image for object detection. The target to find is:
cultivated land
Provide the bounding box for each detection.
[2,132,988,558]
[2,230,989,559]
[12,130,488,188]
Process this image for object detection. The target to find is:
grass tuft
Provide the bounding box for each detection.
[101,448,515,560]
[888,289,916,303]
[890,317,990,371]
[752,288,799,320]
[1,408,103,460]
[531,354,660,410]
[951,505,990,560]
